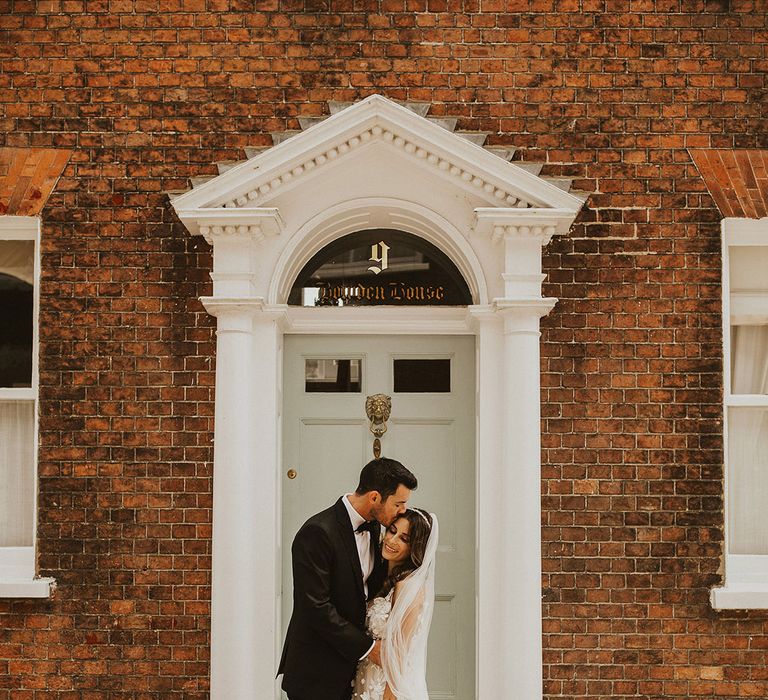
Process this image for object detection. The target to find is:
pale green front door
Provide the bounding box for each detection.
[282,334,476,699]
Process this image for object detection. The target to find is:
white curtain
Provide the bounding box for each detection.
[732,326,768,394]
[0,401,35,547]
[729,325,768,554]
[0,240,34,285]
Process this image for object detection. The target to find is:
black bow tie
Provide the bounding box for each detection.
[355,520,377,534]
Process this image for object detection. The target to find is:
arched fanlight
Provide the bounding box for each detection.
[288,229,473,307]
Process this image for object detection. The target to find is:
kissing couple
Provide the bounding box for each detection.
[278,457,438,700]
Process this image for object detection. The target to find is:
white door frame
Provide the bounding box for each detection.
[169,95,585,699]
[201,299,552,700]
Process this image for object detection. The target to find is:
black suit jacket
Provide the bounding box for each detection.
[278,498,387,700]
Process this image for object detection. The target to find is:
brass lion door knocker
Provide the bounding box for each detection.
[365,394,391,459]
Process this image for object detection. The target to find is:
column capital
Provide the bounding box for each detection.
[473,207,577,241]
[174,207,284,243]
[200,296,288,330]
[492,297,557,314]
[473,208,578,301]
[201,223,271,245]
[467,303,501,321]
[469,299,558,334]
[494,298,558,334]
[494,224,556,246]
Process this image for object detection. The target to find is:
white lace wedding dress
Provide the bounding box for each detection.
[352,513,439,700]
[351,590,393,700]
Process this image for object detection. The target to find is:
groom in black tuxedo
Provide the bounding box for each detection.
[278,457,418,700]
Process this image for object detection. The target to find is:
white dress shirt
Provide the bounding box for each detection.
[342,494,374,596]
[341,494,376,660]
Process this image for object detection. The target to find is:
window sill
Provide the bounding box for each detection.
[710,583,768,610]
[0,577,55,598]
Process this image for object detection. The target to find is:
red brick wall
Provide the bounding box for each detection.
[1,1,767,697]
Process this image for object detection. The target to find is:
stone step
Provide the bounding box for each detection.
[298,116,327,131]
[569,190,592,202]
[190,175,216,188]
[216,160,243,175]
[400,102,430,117]
[427,116,458,132]
[455,131,489,146]
[541,177,573,192]
[328,101,354,115]
[164,189,189,200]
[271,130,301,146]
[513,162,544,176]
[244,146,270,160]
[484,146,517,162]
[328,100,430,117]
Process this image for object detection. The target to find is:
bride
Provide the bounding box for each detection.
[352,508,438,700]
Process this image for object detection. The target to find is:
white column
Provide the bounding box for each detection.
[504,300,553,699]
[472,307,505,697]
[473,220,559,699]
[474,300,553,700]
[204,299,282,700]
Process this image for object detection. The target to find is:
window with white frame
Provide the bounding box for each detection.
[0,216,50,597]
[712,217,768,610]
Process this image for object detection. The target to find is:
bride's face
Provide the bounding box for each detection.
[382,517,411,565]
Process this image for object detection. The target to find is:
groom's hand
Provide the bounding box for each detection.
[368,640,382,667]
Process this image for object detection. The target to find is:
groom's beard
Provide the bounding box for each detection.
[370,505,390,527]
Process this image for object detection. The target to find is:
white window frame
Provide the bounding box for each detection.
[711,216,768,610]
[0,216,54,598]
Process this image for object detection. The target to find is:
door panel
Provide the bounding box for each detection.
[387,420,457,552]
[282,335,475,699]
[299,420,369,511]
[430,595,458,696]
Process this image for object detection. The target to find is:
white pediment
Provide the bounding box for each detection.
[171,94,589,306]
[171,94,584,231]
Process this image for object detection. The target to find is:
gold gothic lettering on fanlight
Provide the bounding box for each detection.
[316,241,446,305]
[318,282,446,304]
[292,234,472,307]
[367,241,389,274]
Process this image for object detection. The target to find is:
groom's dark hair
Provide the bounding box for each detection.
[355,458,417,500]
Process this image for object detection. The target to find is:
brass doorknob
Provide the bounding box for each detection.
[287,469,297,480]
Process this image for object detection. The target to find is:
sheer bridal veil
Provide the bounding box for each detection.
[381,512,439,700]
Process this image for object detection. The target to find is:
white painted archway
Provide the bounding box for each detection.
[270,198,489,307]
[170,95,585,699]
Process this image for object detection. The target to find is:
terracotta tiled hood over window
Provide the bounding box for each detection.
[0,148,72,217]
[690,149,768,219]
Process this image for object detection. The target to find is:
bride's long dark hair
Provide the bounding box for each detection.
[377,508,433,598]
